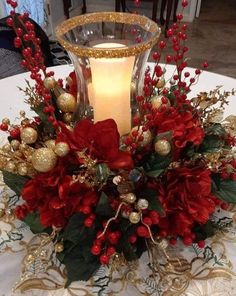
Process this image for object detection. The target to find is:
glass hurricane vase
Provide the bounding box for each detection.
[56,12,160,135]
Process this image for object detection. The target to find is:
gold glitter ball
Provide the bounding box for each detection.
[2,143,11,152]
[155,139,171,156]
[2,117,10,124]
[5,161,16,172]
[18,163,28,176]
[55,242,64,253]
[120,192,136,204]
[129,212,141,224]
[57,93,76,113]
[63,112,73,123]
[54,142,70,157]
[43,77,57,90]
[45,139,56,150]
[32,148,57,172]
[156,77,165,89]
[20,127,38,144]
[11,139,20,151]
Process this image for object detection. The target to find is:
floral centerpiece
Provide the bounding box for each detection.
[1,0,236,289]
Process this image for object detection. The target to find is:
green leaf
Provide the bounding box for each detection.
[32,103,55,134]
[24,212,50,234]
[212,176,236,203]
[145,169,164,178]
[193,220,216,241]
[62,213,93,245]
[143,153,171,177]
[95,192,113,216]
[2,170,29,196]
[62,245,100,286]
[198,135,224,153]
[138,188,164,214]
[205,123,226,136]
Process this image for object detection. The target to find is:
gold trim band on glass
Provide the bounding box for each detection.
[55,12,161,58]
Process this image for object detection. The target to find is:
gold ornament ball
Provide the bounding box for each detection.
[156,77,165,89]
[57,93,76,113]
[63,112,73,124]
[2,117,10,124]
[2,143,11,152]
[20,127,38,144]
[151,95,170,109]
[5,161,16,172]
[155,139,171,156]
[55,242,64,253]
[11,139,20,151]
[18,163,28,176]
[120,192,137,204]
[45,139,56,150]
[43,77,57,90]
[54,142,70,157]
[137,198,149,210]
[32,148,57,172]
[129,212,141,224]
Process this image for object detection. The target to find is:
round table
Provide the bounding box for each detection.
[0,65,236,296]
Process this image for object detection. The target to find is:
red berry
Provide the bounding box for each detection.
[81,206,91,215]
[152,52,160,61]
[221,202,229,210]
[195,69,201,75]
[169,237,177,246]
[166,28,174,37]
[136,225,149,237]
[100,254,109,265]
[166,55,172,63]
[129,235,137,244]
[108,232,119,245]
[159,41,166,50]
[183,236,193,246]
[177,13,183,21]
[91,245,101,256]
[143,217,152,226]
[106,246,116,256]
[203,61,209,68]
[220,171,229,180]
[149,210,160,225]
[190,78,195,83]
[184,72,190,78]
[197,240,205,248]
[182,0,188,7]
[84,218,94,228]
[0,123,8,131]
[10,128,20,138]
[6,17,13,26]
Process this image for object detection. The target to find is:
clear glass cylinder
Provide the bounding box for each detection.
[56,12,161,135]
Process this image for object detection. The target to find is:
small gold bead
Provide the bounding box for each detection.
[11,139,20,151]
[19,110,26,117]
[19,143,28,151]
[5,161,16,172]
[154,139,171,156]
[2,117,10,124]
[2,143,11,153]
[20,127,38,144]
[26,253,35,263]
[120,192,137,204]
[13,150,23,158]
[156,77,165,89]
[62,112,73,123]
[129,212,141,224]
[18,163,28,176]
[54,242,64,253]
[45,139,56,150]
[57,93,76,113]
[43,77,57,90]
[32,148,57,172]
[54,142,70,157]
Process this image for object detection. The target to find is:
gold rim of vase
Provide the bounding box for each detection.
[55,12,161,59]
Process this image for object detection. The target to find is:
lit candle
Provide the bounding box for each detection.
[89,43,135,135]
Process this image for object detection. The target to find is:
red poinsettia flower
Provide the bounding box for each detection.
[16,158,98,228]
[58,119,133,170]
[158,167,218,237]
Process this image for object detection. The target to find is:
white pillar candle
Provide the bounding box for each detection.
[89,43,135,136]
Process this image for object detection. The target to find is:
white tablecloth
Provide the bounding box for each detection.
[0,64,236,296]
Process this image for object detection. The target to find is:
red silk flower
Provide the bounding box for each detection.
[58,119,133,170]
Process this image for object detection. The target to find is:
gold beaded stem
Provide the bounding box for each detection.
[56,12,161,59]
[97,202,126,239]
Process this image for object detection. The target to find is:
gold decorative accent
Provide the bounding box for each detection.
[56,12,161,58]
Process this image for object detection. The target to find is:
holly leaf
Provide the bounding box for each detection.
[96,192,113,216]
[143,153,171,177]
[62,245,100,287]
[62,213,95,245]
[212,176,236,203]
[205,123,226,136]
[193,220,216,241]
[24,212,50,234]
[198,135,224,153]
[138,188,164,214]
[2,170,29,196]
